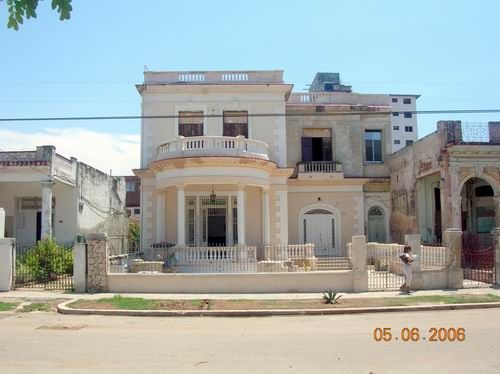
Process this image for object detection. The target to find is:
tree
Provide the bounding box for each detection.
[4,0,72,30]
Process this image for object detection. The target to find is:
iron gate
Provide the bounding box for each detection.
[367,243,404,291]
[14,242,74,290]
[462,234,496,288]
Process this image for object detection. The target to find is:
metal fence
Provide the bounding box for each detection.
[366,243,404,291]
[462,233,496,288]
[108,243,351,274]
[14,241,74,290]
[421,243,448,270]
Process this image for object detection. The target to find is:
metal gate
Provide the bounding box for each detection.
[367,243,404,291]
[14,242,74,290]
[462,233,496,288]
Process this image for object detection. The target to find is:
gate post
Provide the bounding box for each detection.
[73,242,87,293]
[351,235,368,292]
[0,238,15,291]
[86,233,109,293]
[443,229,463,288]
[405,234,423,289]
[492,228,500,286]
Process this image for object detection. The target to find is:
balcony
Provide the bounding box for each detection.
[143,70,284,85]
[297,161,344,180]
[288,92,389,107]
[157,136,270,161]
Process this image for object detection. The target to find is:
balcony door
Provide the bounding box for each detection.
[301,128,332,162]
[178,111,204,137]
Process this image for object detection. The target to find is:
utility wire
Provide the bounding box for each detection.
[1,109,500,123]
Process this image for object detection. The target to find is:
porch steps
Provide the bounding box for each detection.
[315,256,352,271]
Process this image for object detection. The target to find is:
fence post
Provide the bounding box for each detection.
[86,233,109,293]
[73,242,87,293]
[443,229,463,288]
[405,234,424,290]
[351,235,368,292]
[492,228,500,286]
[0,238,15,291]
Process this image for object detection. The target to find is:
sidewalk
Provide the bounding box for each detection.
[2,286,499,301]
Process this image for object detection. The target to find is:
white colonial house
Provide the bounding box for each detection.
[135,70,393,263]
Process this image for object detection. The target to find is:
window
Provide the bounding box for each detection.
[404,112,412,118]
[403,98,411,104]
[134,208,140,215]
[126,181,136,192]
[223,111,248,138]
[394,140,400,145]
[392,112,399,117]
[392,98,398,103]
[393,126,399,131]
[365,130,382,162]
[324,83,334,91]
[405,126,413,132]
[406,140,414,146]
[178,111,204,137]
[301,128,332,162]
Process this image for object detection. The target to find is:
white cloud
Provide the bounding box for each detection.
[0,128,140,176]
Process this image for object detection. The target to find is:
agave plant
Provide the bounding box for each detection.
[322,290,342,304]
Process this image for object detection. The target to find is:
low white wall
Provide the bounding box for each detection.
[0,238,14,291]
[418,270,449,290]
[108,271,355,293]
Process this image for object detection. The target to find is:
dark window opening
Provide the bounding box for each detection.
[403,98,412,104]
[405,126,413,132]
[301,129,332,162]
[404,112,412,118]
[324,83,334,91]
[223,111,248,138]
[406,140,414,146]
[392,112,399,117]
[476,185,494,197]
[179,111,204,137]
[394,140,400,145]
[392,98,398,103]
[364,130,382,162]
[393,126,399,130]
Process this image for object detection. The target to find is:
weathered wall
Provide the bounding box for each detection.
[77,163,128,238]
[285,106,392,178]
[388,132,441,243]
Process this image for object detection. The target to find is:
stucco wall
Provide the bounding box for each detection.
[108,271,355,293]
[285,106,392,178]
[140,88,288,168]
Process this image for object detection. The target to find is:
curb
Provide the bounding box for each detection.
[57,299,500,317]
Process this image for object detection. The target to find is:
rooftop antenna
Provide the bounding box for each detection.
[144,65,149,72]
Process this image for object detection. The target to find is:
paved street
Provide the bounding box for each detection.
[0,309,499,373]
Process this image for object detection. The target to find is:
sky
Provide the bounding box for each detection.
[0,0,499,175]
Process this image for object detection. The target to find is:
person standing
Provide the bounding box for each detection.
[399,245,415,293]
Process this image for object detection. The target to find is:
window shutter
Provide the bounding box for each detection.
[301,137,313,162]
[322,137,333,161]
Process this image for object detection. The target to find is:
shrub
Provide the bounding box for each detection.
[322,290,342,304]
[20,238,73,281]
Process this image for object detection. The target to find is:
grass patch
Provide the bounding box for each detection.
[384,294,500,307]
[21,303,52,313]
[94,295,156,310]
[0,301,17,312]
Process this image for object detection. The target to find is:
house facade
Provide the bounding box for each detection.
[124,176,141,219]
[389,121,500,245]
[0,145,128,247]
[135,70,394,255]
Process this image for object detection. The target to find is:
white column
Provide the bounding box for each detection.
[262,188,270,245]
[41,181,54,239]
[449,168,462,229]
[156,192,165,243]
[276,190,289,245]
[177,185,185,245]
[227,197,233,246]
[0,207,5,239]
[237,187,246,245]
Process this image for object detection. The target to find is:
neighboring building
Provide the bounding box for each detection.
[389,121,500,244]
[135,70,393,254]
[308,72,352,93]
[0,145,128,247]
[124,176,141,219]
[389,94,420,153]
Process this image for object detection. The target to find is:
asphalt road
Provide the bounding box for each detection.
[0,309,499,373]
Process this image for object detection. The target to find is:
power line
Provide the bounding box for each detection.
[1,109,500,123]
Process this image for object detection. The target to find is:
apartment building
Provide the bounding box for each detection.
[389,94,419,152]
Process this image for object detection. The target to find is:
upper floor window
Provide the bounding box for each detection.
[324,83,334,91]
[394,140,401,145]
[365,130,382,162]
[301,128,332,162]
[391,98,398,103]
[178,111,204,137]
[406,140,414,146]
[392,112,399,117]
[403,98,412,104]
[404,112,413,118]
[126,181,137,192]
[393,126,399,131]
[223,111,248,138]
[405,126,413,132]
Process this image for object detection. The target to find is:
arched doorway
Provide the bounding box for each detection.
[460,177,497,286]
[367,206,386,243]
[300,205,340,256]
